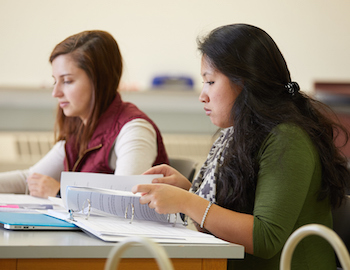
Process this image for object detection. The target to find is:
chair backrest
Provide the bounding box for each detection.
[333,195,350,267]
[168,158,198,182]
[104,236,174,270]
[280,224,350,270]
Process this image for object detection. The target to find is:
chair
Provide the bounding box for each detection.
[280,224,350,270]
[168,157,198,182]
[333,195,350,268]
[104,236,174,270]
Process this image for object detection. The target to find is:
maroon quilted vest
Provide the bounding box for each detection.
[64,93,168,173]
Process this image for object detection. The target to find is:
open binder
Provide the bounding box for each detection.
[65,186,181,226]
[45,172,230,245]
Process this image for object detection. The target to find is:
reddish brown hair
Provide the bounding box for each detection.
[50,30,123,156]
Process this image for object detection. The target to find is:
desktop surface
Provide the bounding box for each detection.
[0,227,244,270]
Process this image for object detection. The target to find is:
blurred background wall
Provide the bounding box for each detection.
[1,0,349,92]
[0,0,350,170]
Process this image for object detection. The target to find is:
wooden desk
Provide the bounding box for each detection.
[0,228,244,270]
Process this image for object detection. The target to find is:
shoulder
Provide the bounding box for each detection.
[258,123,317,161]
[265,123,311,146]
[273,122,307,135]
[52,140,66,152]
[120,118,156,133]
[117,119,156,142]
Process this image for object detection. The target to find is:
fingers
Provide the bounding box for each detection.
[132,184,153,206]
[27,173,42,183]
[132,184,150,194]
[132,184,162,206]
[133,184,185,215]
[143,164,174,177]
[139,194,152,206]
[151,176,169,184]
[142,165,164,175]
[26,173,60,198]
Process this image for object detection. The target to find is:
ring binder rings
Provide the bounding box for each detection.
[46,172,231,244]
[68,209,76,222]
[67,200,180,226]
[167,213,178,227]
[82,199,91,220]
[125,203,134,224]
[68,199,91,221]
[65,186,182,226]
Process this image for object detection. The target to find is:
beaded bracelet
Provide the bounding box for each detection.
[200,201,213,229]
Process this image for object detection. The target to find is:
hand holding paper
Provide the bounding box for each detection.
[132,183,190,215]
[143,164,192,190]
[45,172,229,245]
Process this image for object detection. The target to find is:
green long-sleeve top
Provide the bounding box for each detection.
[228,124,336,270]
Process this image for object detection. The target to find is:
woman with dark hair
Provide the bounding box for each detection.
[133,24,350,269]
[0,30,168,198]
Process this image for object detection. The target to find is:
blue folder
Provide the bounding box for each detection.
[0,212,79,230]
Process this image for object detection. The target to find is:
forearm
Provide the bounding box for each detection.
[181,193,254,253]
[0,170,29,194]
[29,140,65,181]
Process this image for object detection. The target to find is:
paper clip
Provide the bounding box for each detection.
[125,203,134,224]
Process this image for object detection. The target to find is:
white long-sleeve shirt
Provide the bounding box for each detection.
[0,119,157,194]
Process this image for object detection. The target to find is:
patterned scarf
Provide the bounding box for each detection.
[190,127,234,204]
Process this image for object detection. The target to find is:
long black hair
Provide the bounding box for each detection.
[198,24,349,211]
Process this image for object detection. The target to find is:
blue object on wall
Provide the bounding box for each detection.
[152,76,194,89]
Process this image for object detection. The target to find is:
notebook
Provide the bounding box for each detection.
[0,212,79,230]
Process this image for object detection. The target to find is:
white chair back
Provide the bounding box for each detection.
[280,224,350,270]
[104,236,174,270]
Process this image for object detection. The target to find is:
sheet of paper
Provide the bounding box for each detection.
[65,186,175,223]
[0,207,43,213]
[52,172,228,245]
[60,172,162,208]
[46,209,229,244]
[0,194,58,205]
[48,196,65,208]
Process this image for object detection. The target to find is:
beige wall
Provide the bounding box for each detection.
[1,0,350,93]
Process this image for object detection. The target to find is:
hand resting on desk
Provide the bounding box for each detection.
[27,173,60,198]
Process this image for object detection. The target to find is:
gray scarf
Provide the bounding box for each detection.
[190,127,234,204]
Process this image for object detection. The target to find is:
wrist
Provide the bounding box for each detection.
[178,191,197,215]
[200,201,213,229]
[183,179,192,191]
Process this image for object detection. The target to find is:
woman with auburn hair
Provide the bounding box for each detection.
[0,30,168,198]
[132,24,350,270]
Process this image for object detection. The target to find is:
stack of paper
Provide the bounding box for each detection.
[44,172,230,245]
